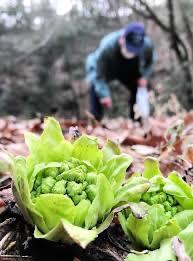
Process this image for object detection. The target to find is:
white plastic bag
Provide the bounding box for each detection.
[136,87,150,118]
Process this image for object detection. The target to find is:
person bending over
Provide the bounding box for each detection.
[85,22,156,121]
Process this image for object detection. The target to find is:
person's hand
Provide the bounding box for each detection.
[137,78,147,87]
[100,97,112,108]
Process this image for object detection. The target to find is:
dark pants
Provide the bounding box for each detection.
[89,84,104,121]
[89,83,137,121]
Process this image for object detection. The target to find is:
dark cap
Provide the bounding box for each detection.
[124,22,145,54]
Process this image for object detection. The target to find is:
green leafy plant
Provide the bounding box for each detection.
[125,223,193,261]
[9,117,150,248]
[119,157,193,258]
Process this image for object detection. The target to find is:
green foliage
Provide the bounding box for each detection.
[120,157,193,254]
[141,190,180,217]
[9,117,150,248]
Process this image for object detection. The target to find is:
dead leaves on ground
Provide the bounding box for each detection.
[0,112,193,183]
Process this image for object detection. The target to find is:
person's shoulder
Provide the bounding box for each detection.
[86,52,96,61]
[99,30,123,49]
[85,51,97,67]
[100,30,122,44]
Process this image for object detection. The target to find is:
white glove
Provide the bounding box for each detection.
[136,87,150,118]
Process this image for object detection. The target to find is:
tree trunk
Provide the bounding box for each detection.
[167,0,193,108]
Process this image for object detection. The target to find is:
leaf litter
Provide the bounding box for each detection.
[0,112,193,260]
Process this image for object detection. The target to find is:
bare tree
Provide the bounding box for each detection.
[178,0,193,60]
[128,0,193,108]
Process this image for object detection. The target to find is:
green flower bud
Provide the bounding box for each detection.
[56,171,69,181]
[82,181,88,190]
[41,177,56,194]
[56,168,81,182]
[52,180,67,194]
[171,206,177,216]
[73,170,86,183]
[158,192,167,203]
[163,201,172,211]
[66,181,83,197]
[86,172,97,185]
[86,184,97,202]
[67,171,78,182]
[44,167,59,178]
[59,164,70,173]
[69,157,80,166]
[150,196,158,205]
[165,211,172,219]
[67,162,75,169]
[72,191,87,205]
[152,194,162,204]
[79,165,87,173]
[141,192,151,203]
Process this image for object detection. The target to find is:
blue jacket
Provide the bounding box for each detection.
[85,30,156,98]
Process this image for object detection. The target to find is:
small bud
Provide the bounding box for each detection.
[163,201,172,211]
[41,177,56,194]
[44,167,59,178]
[52,180,67,194]
[72,191,87,205]
[59,164,70,173]
[66,181,83,197]
[171,206,177,216]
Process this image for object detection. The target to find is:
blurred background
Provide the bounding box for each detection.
[0,0,192,119]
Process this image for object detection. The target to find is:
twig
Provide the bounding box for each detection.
[0,218,16,229]
[136,0,170,32]
[0,176,11,191]
[13,28,55,65]
[95,246,123,261]
[0,240,16,254]
[127,3,151,19]
[0,231,15,251]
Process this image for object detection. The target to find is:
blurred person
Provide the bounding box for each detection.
[85,22,156,121]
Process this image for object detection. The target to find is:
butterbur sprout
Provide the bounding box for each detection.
[9,117,149,248]
[121,157,193,260]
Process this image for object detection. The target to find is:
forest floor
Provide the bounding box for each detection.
[1,113,193,260]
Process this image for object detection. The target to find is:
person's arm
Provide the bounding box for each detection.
[93,77,112,108]
[85,51,112,108]
[139,36,156,79]
[94,31,121,102]
[136,37,155,119]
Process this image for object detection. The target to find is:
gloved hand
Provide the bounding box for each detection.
[136,86,150,118]
[137,78,147,87]
[100,97,112,108]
